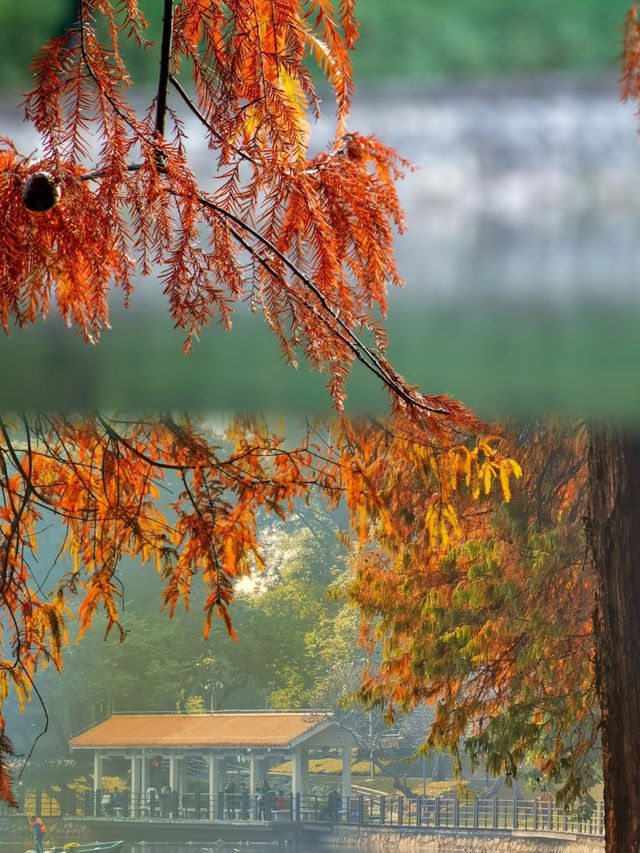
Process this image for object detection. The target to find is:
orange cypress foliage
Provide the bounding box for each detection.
[345,420,596,805]
[0,0,629,838]
[0,0,523,802]
[621,3,640,101]
[0,412,521,798]
[0,0,441,415]
[0,0,493,428]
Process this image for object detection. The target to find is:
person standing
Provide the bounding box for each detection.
[223,779,236,819]
[101,789,112,816]
[30,815,46,853]
[256,778,270,820]
[160,784,172,818]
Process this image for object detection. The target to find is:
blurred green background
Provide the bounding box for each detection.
[0,0,632,88]
[1,303,637,421]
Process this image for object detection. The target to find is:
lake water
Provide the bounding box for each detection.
[4,844,349,853]
[1,79,639,418]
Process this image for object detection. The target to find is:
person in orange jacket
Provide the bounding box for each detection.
[29,816,46,853]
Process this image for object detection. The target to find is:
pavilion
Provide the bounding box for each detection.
[69,711,356,811]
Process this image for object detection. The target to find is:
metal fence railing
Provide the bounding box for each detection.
[12,790,605,838]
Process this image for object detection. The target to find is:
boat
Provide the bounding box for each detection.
[50,842,125,853]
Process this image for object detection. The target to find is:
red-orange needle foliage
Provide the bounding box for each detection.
[0,0,475,422]
[621,2,640,101]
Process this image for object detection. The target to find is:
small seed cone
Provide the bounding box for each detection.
[22,171,62,212]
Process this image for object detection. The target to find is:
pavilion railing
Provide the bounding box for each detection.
[14,790,605,837]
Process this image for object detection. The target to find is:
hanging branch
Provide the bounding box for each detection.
[5,0,446,422]
[155,0,175,142]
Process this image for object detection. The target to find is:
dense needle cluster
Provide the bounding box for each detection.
[0,0,474,421]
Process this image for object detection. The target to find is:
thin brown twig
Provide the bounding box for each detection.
[169,74,259,166]
[187,190,455,418]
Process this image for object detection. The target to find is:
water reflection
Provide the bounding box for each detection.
[129,844,319,853]
[0,845,334,853]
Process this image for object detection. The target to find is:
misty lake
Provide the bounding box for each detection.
[1,77,639,418]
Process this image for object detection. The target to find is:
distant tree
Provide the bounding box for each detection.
[247,520,345,707]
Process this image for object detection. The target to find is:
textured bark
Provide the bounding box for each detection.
[588,425,640,853]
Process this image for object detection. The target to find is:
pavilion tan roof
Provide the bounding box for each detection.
[70,712,331,750]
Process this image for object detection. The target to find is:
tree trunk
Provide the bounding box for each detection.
[588,425,640,852]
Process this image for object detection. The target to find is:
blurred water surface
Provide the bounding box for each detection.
[1,77,638,418]
[3,844,374,853]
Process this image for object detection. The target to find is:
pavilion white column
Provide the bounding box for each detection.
[93,752,103,794]
[208,754,217,816]
[169,755,178,791]
[341,746,352,800]
[249,755,261,794]
[300,747,309,798]
[291,749,303,797]
[130,754,140,813]
[141,753,148,795]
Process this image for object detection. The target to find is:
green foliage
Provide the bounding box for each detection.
[0,0,630,90]
[242,510,351,708]
[354,0,629,80]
